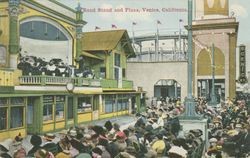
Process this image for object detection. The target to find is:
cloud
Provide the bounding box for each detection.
[98,3,152,23]
[230,4,248,18]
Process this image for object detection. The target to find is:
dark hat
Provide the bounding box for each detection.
[113,123,120,131]
[30,135,42,146]
[104,120,113,131]
[92,147,102,155]
[91,125,105,135]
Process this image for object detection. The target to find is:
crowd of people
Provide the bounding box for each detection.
[0,96,249,158]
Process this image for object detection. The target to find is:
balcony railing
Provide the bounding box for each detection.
[101,79,133,89]
[19,75,133,89]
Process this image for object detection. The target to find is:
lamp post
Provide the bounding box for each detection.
[181,0,199,119]
[209,43,217,107]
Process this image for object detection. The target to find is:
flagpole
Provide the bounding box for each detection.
[132,23,137,60]
[179,19,182,60]
[132,23,135,50]
[156,21,159,61]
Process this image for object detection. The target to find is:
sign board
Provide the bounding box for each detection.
[238,45,247,84]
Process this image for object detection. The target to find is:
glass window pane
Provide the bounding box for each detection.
[27,105,33,124]
[0,108,7,130]
[43,104,53,121]
[67,97,73,119]
[114,67,119,80]
[117,99,122,111]
[78,97,92,113]
[56,103,64,119]
[105,100,113,113]
[115,53,120,67]
[0,98,7,106]
[10,97,24,105]
[10,107,23,128]
[104,95,115,113]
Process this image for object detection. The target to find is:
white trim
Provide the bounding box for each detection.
[21,1,77,26]
[15,86,67,91]
[196,75,225,79]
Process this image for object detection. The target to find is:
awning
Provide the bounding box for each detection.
[81,51,103,60]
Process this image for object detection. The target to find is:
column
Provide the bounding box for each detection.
[8,0,20,69]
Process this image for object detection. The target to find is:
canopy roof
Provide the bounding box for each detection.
[81,30,135,56]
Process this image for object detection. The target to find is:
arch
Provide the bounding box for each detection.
[20,16,73,40]
[154,79,181,99]
[197,47,225,76]
[19,16,73,64]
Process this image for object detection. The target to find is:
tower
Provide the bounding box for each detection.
[193,0,239,100]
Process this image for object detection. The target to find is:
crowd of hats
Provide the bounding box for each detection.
[1,96,249,158]
[0,97,204,158]
[195,97,250,157]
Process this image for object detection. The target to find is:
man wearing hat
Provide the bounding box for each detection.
[42,133,58,156]
[27,135,42,157]
[151,133,166,157]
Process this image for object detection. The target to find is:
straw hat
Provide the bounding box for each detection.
[44,133,56,141]
[169,146,187,158]
[209,138,217,143]
[0,138,12,151]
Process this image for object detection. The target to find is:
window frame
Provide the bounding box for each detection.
[77,96,92,113]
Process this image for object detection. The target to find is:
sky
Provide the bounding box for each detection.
[60,0,250,73]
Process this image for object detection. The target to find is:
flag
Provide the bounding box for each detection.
[95,26,100,30]
[132,22,137,25]
[179,19,183,22]
[111,24,117,28]
[157,20,161,24]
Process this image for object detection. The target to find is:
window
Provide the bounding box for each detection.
[78,97,92,113]
[117,99,122,111]
[0,98,7,106]
[117,95,129,111]
[0,108,7,130]
[10,107,23,128]
[114,53,121,67]
[27,105,33,124]
[100,67,106,79]
[27,97,36,124]
[43,104,53,121]
[56,103,64,119]
[114,67,119,80]
[67,97,73,119]
[104,95,115,113]
[122,68,126,78]
[10,97,24,105]
[122,98,129,110]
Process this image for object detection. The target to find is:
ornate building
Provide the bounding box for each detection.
[193,0,238,100]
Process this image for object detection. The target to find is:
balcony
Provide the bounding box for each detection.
[19,75,133,89]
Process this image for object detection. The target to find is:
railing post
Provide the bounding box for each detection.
[41,75,46,86]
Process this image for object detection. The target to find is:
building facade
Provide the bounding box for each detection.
[0,0,143,141]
